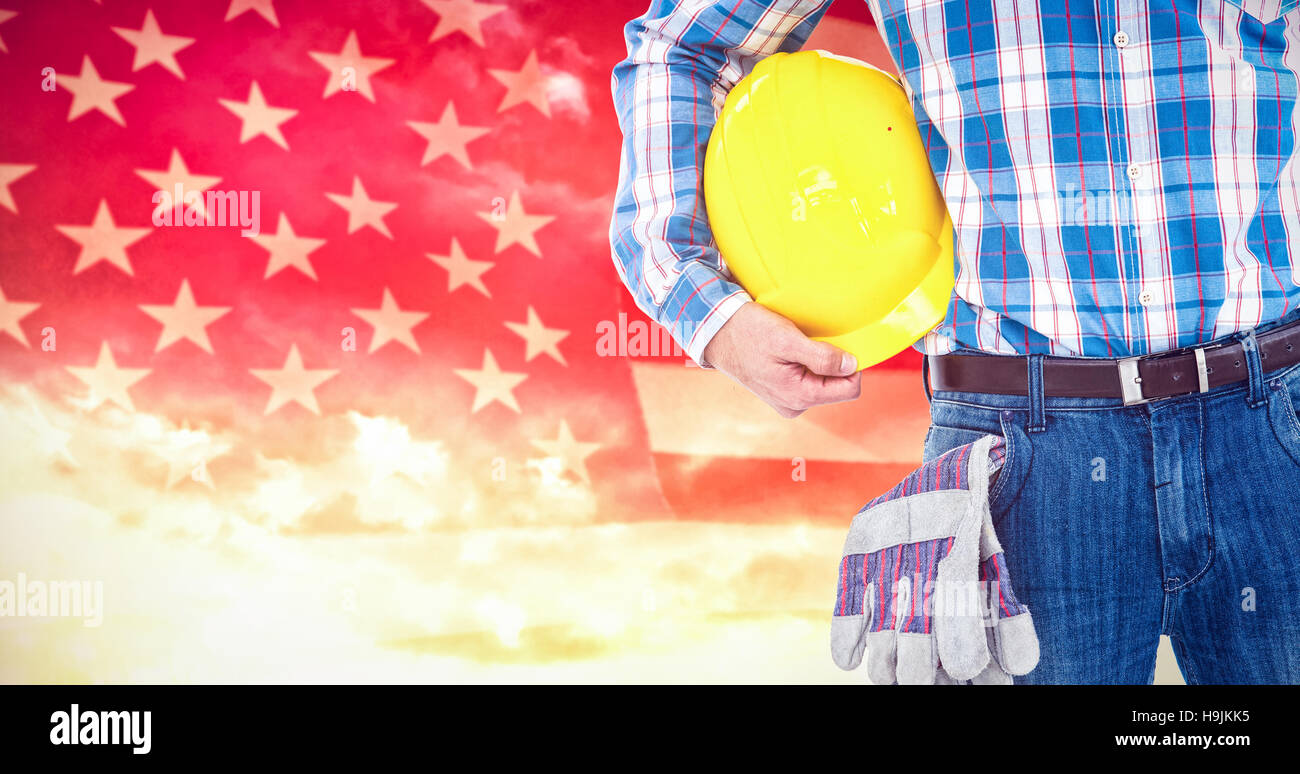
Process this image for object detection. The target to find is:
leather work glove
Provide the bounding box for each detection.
[961,504,1040,684]
[830,435,1039,684]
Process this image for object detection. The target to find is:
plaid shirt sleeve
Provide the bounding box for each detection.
[609,0,832,366]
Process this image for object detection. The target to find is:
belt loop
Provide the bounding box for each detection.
[921,354,933,403]
[1241,329,1267,409]
[1027,354,1046,433]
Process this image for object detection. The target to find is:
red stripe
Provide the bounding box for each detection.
[924,540,940,634]
[904,541,921,632]
[864,554,871,624]
[953,440,972,488]
[838,556,848,616]
[890,545,903,628]
[877,550,887,630]
[992,555,1014,618]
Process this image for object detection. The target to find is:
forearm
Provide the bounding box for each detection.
[608,0,832,364]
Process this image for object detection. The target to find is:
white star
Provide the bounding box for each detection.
[406,102,489,169]
[12,387,77,469]
[453,349,527,413]
[530,420,601,485]
[325,176,397,239]
[155,423,229,489]
[0,10,18,55]
[488,50,550,116]
[58,56,135,126]
[0,284,39,347]
[427,237,493,297]
[350,287,429,354]
[420,0,506,46]
[111,9,195,79]
[308,30,394,103]
[218,81,297,150]
[225,0,279,28]
[55,199,150,275]
[249,344,339,415]
[66,342,151,412]
[505,306,568,365]
[475,190,555,256]
[0,163,35,214]
[135,148,222,218]
[250,213,326,280]
[138,279,232,354]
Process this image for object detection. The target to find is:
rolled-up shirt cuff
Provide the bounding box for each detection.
[678,289,751,369]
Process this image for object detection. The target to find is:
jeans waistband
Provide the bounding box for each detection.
[923,308,1300,415]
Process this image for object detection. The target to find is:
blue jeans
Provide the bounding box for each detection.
[922,316,1300,684]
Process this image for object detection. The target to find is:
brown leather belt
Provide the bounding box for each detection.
[929,317,1300,405]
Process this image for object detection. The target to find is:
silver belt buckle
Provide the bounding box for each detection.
[1117,357,1148,406]
[1193,347,1211,393]
[1118,348,1211,406]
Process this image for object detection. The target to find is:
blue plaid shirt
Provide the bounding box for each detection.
[610,0,1300,361]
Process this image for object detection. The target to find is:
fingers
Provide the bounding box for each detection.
[804,369,863,403]
[774,404,807,419]
[970,628,1014,684]
[830,580,873,670]
[896,633,937,684]
[970,661,1014,685]
[934,581,992,681]
[830,615,869,671]
[700,303,864,416]
[766,370,862,417]
[892,577,937,684]
[790,336,858,377]
[992,612,1041,676]
[865,630,898,685]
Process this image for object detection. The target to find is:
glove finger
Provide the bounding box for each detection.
[933,667,962,685]
[993,611,1041,676]
[866,630,898,685]
[896,633,937,684]
[970,628,1013,684]
[830,614,869,671]
[970,660,1013,685]
[934,579,990,681]
[831,579,872,671]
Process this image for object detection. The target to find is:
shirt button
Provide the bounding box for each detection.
[1139,289,1154,306]
[1126,163,1143,181]
[1114,30,1130,48]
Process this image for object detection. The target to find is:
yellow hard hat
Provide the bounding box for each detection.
[704,50,955,371]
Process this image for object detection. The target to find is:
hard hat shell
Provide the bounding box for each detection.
[704,50,955,370]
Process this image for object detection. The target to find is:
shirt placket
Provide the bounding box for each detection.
[1108,0,1162,355]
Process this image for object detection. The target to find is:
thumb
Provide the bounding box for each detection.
[790,335,858,376]
[831,576,872,671]
[992,612,1041,676]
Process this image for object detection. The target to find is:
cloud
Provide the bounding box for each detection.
[282,492,402,535]
[0,384,869,682]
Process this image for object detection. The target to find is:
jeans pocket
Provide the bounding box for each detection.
[922,414,1033,516]
[1267,365,1300,468]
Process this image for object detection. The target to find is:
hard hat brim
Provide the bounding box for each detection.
[811,218,955,371]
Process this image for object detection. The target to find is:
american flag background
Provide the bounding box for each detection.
[0,0,1177,683]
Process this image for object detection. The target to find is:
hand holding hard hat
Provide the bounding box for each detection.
[704,50,955,372]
